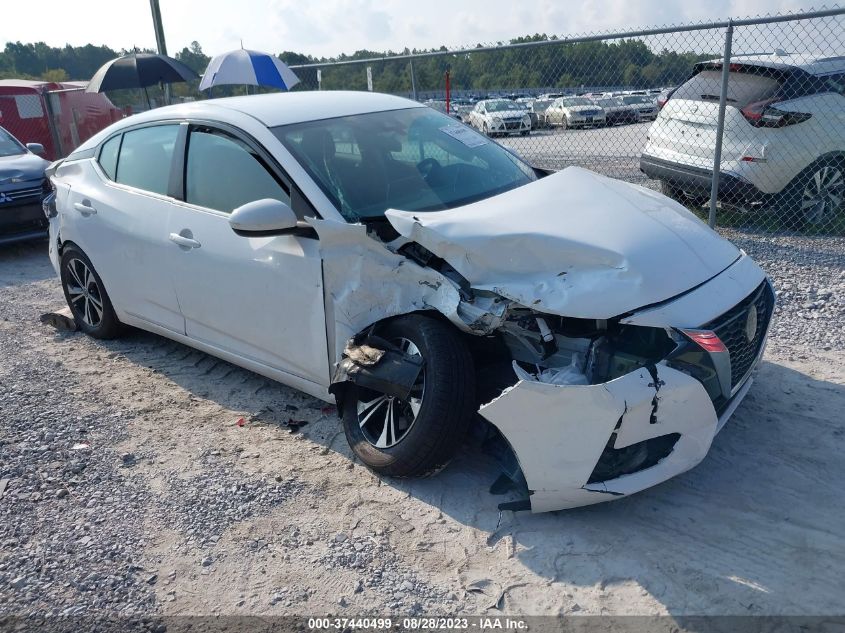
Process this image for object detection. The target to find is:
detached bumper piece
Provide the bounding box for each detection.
[331,337,424,401]
[479,363,721,513]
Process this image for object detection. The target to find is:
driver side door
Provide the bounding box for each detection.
[166,123,329,387]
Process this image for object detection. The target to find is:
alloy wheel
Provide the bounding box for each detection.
[65,258,104,327]
[802,164,844,225]
[356,338,425,449]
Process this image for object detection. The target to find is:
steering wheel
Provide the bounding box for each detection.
[417,157,442,182]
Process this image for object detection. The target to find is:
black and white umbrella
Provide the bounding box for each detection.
[86,52,198,107]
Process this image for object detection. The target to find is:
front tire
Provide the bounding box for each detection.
[60,245,123,339]
[342,314,476,478]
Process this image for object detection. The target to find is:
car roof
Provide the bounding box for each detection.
[125,91,424,128]
[703,53,845,75]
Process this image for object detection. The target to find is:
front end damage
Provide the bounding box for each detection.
[315,168,775,513]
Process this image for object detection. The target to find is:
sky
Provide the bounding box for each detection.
[1,0,833,59]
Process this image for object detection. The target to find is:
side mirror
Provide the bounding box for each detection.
[229,198,300,237]
[26,143,45,156]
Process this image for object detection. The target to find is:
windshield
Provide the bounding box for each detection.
[561,97,592,107]
[274,107,536,221]
[596,98,616,107]
[621,96,653,105]
[486,100,522,112]
[532,100,552,111]
[0,127,26,158]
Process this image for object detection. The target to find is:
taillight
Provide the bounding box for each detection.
[741,98,812,127]
[657,96,668,109]
[681,329,727,353]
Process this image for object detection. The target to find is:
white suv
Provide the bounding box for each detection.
[641,53,845,227]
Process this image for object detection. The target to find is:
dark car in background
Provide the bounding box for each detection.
[531,98,554,128]
[0,125,50,245]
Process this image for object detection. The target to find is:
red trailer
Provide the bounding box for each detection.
[0,79,124,161]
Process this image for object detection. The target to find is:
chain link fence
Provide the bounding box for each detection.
[289,8,845,237]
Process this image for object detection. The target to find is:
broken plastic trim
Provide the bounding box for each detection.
[330,336,425,401]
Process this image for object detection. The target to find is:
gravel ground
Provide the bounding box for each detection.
[1,224,844,627]
[721,231,845,353]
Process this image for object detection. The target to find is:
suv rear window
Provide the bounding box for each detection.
[673,69,781,107]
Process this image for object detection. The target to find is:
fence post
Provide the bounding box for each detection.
[709,20,733,228]
[409,58,418,100]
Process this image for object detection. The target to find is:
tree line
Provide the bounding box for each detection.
[0,36,707,98]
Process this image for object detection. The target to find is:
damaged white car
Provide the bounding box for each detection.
[44,92,774,512]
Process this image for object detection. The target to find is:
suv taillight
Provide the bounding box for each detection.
[741,97,812,128]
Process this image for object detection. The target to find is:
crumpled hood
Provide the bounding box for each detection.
[384,167,740,319]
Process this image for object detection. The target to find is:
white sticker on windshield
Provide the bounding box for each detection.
[439,124,487,148]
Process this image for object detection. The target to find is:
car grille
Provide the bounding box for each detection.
[0,185,42,205]
[581,109,600,116]
[703,281,775,390]
[503,121,523,129]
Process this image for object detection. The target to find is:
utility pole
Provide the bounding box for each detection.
[149,0,171,105]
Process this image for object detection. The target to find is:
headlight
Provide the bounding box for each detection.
[491,117,503,126]
[522,115,530,124]
[42,191,57,219]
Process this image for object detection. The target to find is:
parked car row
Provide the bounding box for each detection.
[455,92,661,133]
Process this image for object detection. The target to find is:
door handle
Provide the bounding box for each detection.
[73,201,97,216]
[169,232,202,249]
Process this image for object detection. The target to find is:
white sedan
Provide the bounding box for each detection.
[468,99,531,136]
[44,91,773,513]
[546,96,607,128]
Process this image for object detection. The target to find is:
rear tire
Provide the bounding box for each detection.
[660,180,685,204]
[60,245,123,339]
[342,314,476,478]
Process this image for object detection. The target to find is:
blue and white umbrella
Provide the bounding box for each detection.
[199,48,300,91]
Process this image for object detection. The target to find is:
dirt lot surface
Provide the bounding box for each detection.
[2,239,844,622]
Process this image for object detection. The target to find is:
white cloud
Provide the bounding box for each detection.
[1,0,832,60]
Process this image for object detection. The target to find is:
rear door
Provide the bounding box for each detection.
[166,123,329,385]
[64,123,185,332]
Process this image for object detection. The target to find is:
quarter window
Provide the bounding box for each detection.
[98,135,121,180]
[185,128,290,213]
[115,125,179,195]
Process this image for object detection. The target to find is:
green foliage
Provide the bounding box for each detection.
[0,35,710,96]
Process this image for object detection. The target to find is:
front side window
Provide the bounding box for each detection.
[115,125,179,195]
[274,107,536,221]
[185,128,290,213]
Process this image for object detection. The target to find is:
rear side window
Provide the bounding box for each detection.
[185,128,290,213]
[98,135,121,180]
[115,125,179,195]
[674,70,781,107]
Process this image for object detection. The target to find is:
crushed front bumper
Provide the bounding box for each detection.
[480,360,756,512]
